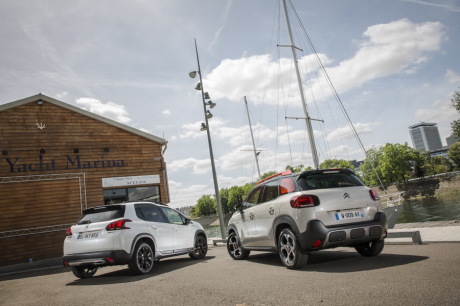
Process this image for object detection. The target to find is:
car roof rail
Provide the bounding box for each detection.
[256,170,292,185]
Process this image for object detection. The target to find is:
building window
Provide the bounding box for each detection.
[103,186,160,204]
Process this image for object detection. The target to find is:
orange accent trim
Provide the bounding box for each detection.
[257,170,292,185]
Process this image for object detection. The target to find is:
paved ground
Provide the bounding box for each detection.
[387,220,460,244]
[1,243,459,306]
[1,220,459,276]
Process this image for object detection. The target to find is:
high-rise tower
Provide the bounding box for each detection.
[409,122,443,151]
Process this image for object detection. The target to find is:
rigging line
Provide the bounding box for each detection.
[257,0,280,148]
[285,117,294,165]
[288,0,385,189]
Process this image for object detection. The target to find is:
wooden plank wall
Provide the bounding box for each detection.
[0,100,169,266]
[0,179,81,265]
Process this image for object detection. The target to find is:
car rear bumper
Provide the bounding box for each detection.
[299,212,388,251]
[62,250,131,267]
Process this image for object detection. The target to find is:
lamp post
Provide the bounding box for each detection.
[190,39,226,240]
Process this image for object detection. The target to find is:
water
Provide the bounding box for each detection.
[204,194,460,237]
[204,226,223,239]
[397,193,460,223]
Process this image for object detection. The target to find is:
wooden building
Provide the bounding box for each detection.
[0,94,169,266]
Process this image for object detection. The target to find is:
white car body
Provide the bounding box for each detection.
[63,202,207,278]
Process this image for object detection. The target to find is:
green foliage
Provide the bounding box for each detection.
[226,184,254,213]
[285,164,304,172]
[361,143,424,186]
[194,195,216,216]
[424,155,453,175]
[219,188,229,215]
[320,159,353,170]
[448,142,460,169]
[260,171,277,180]
[451,91,460,139]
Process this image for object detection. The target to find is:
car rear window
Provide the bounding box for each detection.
[297,171,363,190]
[77,205,125,224]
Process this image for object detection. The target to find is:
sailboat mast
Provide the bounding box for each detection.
[244,96,261,180]
[281,0,320,170]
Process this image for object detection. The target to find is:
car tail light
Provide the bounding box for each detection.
[66,227,72,237]
[369,189,380,201]
[106,219,132,231]
[290,195,316,208]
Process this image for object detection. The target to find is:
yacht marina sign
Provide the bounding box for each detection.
[3,155,125,173]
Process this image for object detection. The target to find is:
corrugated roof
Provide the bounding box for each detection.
[0,93,167,145]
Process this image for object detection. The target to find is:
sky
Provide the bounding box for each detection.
[1,0,459,209]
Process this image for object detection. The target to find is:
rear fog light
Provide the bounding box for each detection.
[106,257,115,264]
[312,240,322,248]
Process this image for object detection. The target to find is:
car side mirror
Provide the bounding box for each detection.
[184,218,191,225]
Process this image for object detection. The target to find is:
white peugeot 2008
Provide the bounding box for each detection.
[63,202,207,279]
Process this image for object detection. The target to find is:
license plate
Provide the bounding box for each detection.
[335,210,364,220]
[77,232,99,239]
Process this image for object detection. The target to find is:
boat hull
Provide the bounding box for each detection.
[383,205,403,229]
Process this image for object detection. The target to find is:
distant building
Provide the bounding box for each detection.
[409,122,443,152]
[446,135,459,146]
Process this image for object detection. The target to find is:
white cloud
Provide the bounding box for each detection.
[75,97,132,124]
[168,157,212,174]
[327,19,445,93]
[327,122,381,142]
[168,181,212,208]
[217,174,254,188]
[205,19,446,105]
[204,53,329,105]
[415,96,458,124]
[445,69,460,84]
[162,109,171,115]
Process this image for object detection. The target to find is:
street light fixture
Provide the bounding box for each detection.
[190,39,226,241]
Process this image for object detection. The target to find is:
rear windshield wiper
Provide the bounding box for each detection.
[77,220,92,225]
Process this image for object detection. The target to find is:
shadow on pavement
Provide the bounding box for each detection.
[0,266,69,282]
[65,255,215,286]
[246,250,428,272]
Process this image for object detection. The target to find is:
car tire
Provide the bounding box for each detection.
[278,228,308,269]
[354,239,385,257]
[227,232,250,260]
[71,266,98,279]
[128,241,155,275]
[189,234,208,259]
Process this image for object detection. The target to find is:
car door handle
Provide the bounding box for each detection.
[150,225,157,229]
[249,212,254,220]
[269,207,275,215]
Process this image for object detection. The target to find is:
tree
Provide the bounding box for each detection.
[194,195,216,216]
[285,164,304,172]
[260,170,277,180]
[219,188,230,215]
[424,154,453,176]
[361,147,384,186]
[320,159,353,170]
[226,184,250,213]
[451,91,460,139]
[448,142,460,169]
[361,143,424,186]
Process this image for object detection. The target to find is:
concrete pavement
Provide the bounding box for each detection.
[1,220,459,277]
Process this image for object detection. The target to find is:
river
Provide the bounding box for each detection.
[397,193,460,223]
[204,194,460,238]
